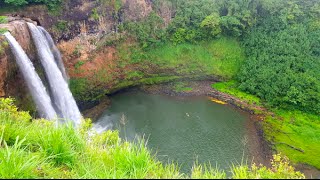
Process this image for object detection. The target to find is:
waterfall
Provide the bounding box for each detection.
[4,32,57,120]
[37,26,69,82]
[27,22,82,127]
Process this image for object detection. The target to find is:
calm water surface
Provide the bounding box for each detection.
[95,91,262,173]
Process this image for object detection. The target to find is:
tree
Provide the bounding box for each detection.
[200,13,222,37]
[4,0,28,6]
[238,19,320,113]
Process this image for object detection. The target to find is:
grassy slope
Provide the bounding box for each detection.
[0,98,305,179]
[70,37,245,102]
[264,110,320,169]
[212,81,261,106]
[144,37,245,80]
[212,81,320,170]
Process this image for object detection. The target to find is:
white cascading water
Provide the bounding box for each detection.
[27,22,82,127]
[37,26,69,82]
[4,32,57,120]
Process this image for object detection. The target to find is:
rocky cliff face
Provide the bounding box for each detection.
[5,0,163,42]
[0,41,8,97]
[0,0,174,112]
[0,19,40,112]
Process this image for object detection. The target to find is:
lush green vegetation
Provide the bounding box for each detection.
[212,81,320,170]
[119,0,320,115]
[1,0,320,175]
[144,37,245,80]
[0,98,306,178]
[0,28,8,35]
[69,36,244,102]
[238,18,320,114]
[263,110,320,169]
[212,81,261,106]
[0,0,61,10]
[121,0,320,114]
[0,16,8,24]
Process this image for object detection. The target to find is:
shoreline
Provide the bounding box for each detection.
[140,80,273,168]
[84,79,320,178]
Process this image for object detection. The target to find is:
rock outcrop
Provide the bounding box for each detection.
[1,0,173,42]
[0,19,39,112]
[0,0,175,112]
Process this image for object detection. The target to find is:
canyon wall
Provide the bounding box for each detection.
[0,19,39,112]
[0,0,174,112]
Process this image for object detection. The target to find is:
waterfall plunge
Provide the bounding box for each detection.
[4,32,57,120]
[37,26,69,82]
[27,22,82,127]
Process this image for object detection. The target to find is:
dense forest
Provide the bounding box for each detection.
[123,0,320,114]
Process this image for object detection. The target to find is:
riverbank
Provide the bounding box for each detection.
[140,80,273,167]
[86,80,320,178]
[0,97,306,179]
[86,80,273,165]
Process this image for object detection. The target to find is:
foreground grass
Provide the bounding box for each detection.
[0,98,305,178]
[212,81,320,170]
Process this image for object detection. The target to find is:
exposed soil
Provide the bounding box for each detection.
[59,36,119,79]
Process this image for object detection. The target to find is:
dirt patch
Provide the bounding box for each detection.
[122,0,153,21]
[295,164,320,179]
[58,35,120,83]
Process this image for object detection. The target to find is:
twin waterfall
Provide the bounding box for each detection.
[4,23,82,127]
[4,32,57,120]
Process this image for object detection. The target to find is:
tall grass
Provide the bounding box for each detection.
[191,163,227,179]
[0,98,305,179]
[0,136,41,179]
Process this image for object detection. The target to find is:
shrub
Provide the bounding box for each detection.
[0,16,8,24]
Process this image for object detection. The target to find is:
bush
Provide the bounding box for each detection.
[124,11,165,49]
[0,137,42,178]
[0,16,8,24]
